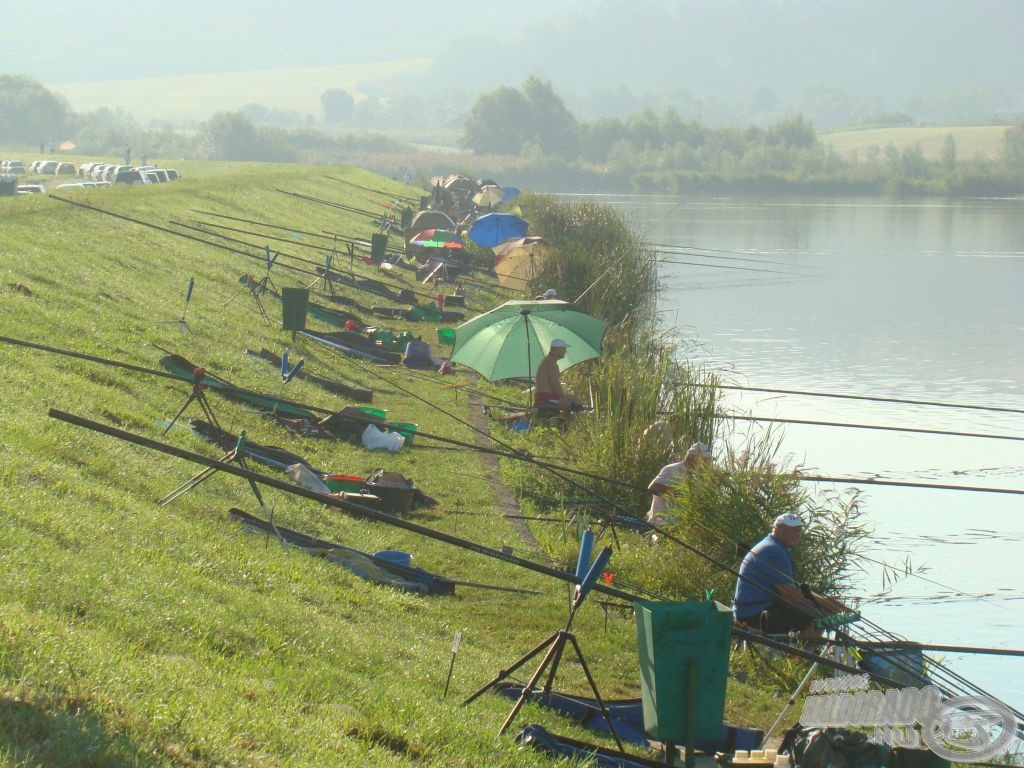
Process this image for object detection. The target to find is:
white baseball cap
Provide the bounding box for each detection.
[550,338,569,349]
[685,442,710,458]
[774,513,803,528]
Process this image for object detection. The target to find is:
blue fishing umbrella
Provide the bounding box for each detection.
[467,212,529,249]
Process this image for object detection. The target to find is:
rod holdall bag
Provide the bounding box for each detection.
[318,406,386,441]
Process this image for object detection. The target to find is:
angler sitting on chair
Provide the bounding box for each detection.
[534,339,583,413]
[733,513,846,639]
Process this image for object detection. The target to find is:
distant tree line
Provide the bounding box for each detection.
[460,79,1024,196]
[0,76,404,164]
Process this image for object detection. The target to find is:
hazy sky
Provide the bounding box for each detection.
[5,0,1022,116]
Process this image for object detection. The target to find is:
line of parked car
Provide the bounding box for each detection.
[0,159,180,190]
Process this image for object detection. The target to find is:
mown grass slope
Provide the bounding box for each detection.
[0,161,778,766]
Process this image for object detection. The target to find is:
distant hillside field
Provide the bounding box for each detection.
[47,58,433,124]
[821,125,1008,161]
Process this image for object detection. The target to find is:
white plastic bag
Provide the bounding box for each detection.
[361,424,405,452]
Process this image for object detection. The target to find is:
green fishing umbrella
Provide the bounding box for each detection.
[450,300,607,382]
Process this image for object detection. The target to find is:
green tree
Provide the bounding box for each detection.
[320,88,355,124]
[765,115,817,148]
[1002,122,1024,174]
[198,111,295,162]
[461,78,579,158]
[521,76,579,158]
[0,75,71,145]
[460,86,532,155]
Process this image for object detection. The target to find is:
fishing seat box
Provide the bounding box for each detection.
[362,471,415,514]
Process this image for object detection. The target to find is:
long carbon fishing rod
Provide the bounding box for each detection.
[729,413,1024,443]
[45,408,907,682]
[186,218,506,310]
[50,195,328,284]
[189,210,528,302]
[800,474,1024,496]
[12,329,1023,499]
[654,249,809,269]
[655,257,809,277]
[323,344,936,653]
[33,204,1018,692]
[11,333,1015,629]
[704,381,1024,416]
[649,240,798,260]
[841,611,1024,723]
[19,330,999,692]
[856,641,1024,659]
[171,220,484,313]
[0,334,638,490]
[278,188,392,220]
[191,209,409,257]
[323,175,418,205]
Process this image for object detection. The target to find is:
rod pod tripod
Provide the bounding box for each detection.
[462,532,624,751]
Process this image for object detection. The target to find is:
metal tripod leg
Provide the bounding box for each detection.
[566,632,626,752]
[162,390,219,435]
[159,449,238,506]
[763,642,831,744]
[497,631,567,736]
[460,631,560,707]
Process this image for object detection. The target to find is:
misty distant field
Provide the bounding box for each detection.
[821,125,1008,160]
[47,59,432,124]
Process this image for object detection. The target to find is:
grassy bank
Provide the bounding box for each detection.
[1,160,802,766]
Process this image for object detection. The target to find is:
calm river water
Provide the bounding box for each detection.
[574,194,1024,709]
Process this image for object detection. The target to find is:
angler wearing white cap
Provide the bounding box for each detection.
[534,338,582,411]
[645,441,711,526]
[732,514,846,638]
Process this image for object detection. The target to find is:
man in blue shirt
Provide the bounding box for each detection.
[733,513,841,638]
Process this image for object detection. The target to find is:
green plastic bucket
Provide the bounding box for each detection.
[388,422,418,445]
[323,474,365,493]
[436,327,456,346]
[357,406,388,421]
[634,600,733,742]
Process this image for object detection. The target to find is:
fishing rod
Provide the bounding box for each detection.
[277,188,391,220]
[855,641,1024,658]
[702,381,1024,417]
[9,332,1013,634]
[13,330,1022,500]
[179,220,484,313]
[655,257,808,277]
[189,209,509,301]
[16,330,990,695]
[320,343,936,655]
[49,195,328,285]
[45,408,910,682]
[801,474,1024,496]
[39,204,1018,694]
[729,413,1024,443]
[191,209,408,258]
[649,240,800,260]
[0,334,640,491]
[842,612,1024,723]
[652,247,807,269]
[324,175,419,205]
